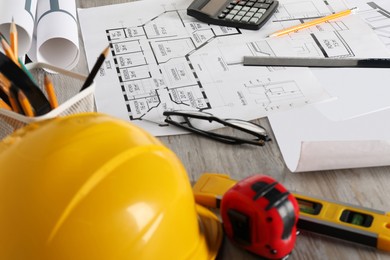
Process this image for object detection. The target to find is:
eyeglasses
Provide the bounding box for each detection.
[163,110,271,146]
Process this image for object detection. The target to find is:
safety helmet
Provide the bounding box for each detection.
[0,113,222,260]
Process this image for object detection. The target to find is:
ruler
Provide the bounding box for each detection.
[243,56,390,68]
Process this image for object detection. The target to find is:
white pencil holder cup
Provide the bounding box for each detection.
[0,62,95,140]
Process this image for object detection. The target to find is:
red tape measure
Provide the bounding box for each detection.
[220,175,299,259]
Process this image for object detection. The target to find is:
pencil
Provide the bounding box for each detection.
[18,57,37,83]
[6,84,21,113]
[10,18,18,58]
[0,99,12,111]
[17,89,35,117]
[269,8,356,38]
[80,45,109,91]
[0,50,52,115]
[0,73,10,87]
[0,73,12,107]
[0,83,10,106]
[44,74,58,109]
[0,36,19,65]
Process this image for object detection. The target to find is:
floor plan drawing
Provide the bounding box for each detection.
[353,1,390,48]
[105,9,241,121]
[78,0,390,135]
[246,30,354,58]
[98,4,330,134]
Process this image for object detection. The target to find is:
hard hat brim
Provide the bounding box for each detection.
[193,204,223,260]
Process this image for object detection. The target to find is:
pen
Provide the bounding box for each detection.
[44,74,58,109]
[243,56,390,68]
[10,18,18,58]
[269,8,356,38]
[79,45,110,91]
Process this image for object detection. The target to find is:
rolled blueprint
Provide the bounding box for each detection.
[29,0,80,70]
[0,0,38,55]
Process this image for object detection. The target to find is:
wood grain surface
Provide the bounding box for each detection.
[73,1,390,259]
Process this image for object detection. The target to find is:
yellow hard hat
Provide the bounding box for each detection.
[0,113,222,260]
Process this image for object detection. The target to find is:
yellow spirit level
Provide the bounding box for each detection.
[193,173,390,252]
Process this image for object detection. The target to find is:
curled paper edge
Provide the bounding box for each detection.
[0,7,37,56]
[288,140,390,172]
[35,11,80,70]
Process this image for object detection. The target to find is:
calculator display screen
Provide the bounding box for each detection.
[201,0,226,16]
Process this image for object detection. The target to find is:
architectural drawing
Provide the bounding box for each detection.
[105,8,318,123]
[106,10,239,121]
[356,1,390,48]
[78,0,389,135]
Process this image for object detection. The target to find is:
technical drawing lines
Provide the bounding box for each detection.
[245,79,304,109]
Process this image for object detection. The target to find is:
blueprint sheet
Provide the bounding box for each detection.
[0,0,80,70]
[311,0,390,120]
[348,0,390,48]
[78,0,388,136]
[268,0,390,172]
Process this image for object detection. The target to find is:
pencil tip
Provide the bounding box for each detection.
[17,89,25,98]
[350,7,358,13]
[10,17,17,32]
[103,45,110,57]
[44,74,50,84]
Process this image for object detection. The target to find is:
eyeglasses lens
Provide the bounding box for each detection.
[168,113,224,130]
[169,111,266,142]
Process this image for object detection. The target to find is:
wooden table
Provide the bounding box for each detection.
[74,1,390,259]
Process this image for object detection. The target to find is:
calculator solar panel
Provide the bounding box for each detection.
[187,0,278,30]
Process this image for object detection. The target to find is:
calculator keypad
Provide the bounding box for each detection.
[218,0,274,24]
[187,0,278,30]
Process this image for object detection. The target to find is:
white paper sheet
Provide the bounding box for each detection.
[311,0,390,121]
[269,104,390,172]
[267,0,390,172]
[344,0,390,48]
[0,0,79,70]
[78,0,386,136]
[0,0,38,55]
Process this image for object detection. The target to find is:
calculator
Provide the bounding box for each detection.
[187,0,278,30]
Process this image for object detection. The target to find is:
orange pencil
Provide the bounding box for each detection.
[0,73,10,103]
[17,89,35,116]
[0,37,19,65]
[269,8,356,37]
[0,99,12,111]
[44,74,58,109]
[0,84,20,113]
[10,18,18,58]
[0,73,10,87]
